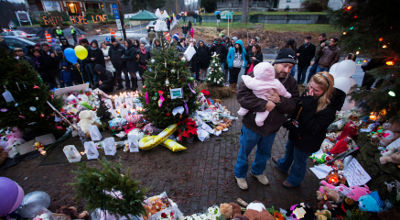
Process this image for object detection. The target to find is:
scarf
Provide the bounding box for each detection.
[140,48,146,55]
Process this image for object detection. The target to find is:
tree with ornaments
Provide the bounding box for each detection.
[0,48,61,132]
[331,0,400,119]
[206,52,225,87]
[138,38,198,129]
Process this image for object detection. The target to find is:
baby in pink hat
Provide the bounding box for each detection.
[238,62,292,126]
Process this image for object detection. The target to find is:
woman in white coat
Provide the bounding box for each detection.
[100,42,116,75]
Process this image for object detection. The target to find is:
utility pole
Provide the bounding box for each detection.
[116,0,127,40]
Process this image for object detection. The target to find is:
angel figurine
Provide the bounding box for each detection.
[155,8,169,32]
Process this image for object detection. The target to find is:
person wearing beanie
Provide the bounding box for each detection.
[226,39,247,92]
[234,47,300,190]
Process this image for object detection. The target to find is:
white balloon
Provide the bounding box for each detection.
[16,191,51,218]
[334,77,356,94]
[329,63,338,78]
[333,60,357,78]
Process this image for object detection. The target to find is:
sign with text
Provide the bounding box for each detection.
[42,14,108,26]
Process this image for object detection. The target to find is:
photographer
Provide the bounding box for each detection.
[273,72,345,188]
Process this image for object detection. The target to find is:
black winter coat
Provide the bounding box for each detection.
[40,50,59,72]
[137,49,151,70]
[289,88,346,153]
[197,44,211,69]
[109,43,125,68]
[296,42,316,67]
[122,46,138,73]
[88,46,105,67]
[246,51,263,67]
[94,64,114,93]
[210,44,227,62]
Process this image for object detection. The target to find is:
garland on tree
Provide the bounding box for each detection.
[206,53,224,87]
[0,48,62,131]
[138,38,198,129]
[331,0,400,119]
[72,158,148,218]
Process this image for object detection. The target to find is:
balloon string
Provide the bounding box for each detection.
[75,63,85,83]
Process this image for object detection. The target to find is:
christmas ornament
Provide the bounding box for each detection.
[187,83,196,94]
[151,59,155,63]
[35,97,39,101]
[145,91,149,104]
[15,82,21,92]
[184,101,189,114]
[33,85,39,89]
[171,69,176,73]
[40,113,45,118]
[165,78,170,86]
[0,108,8,112]
[14,103,18,107]
[181,57,186,62]
[2,89,15,103]
[158,90,165,107]
[18,115,25,119]
[29,106,37,112]
[166,112,171,116]
[143,85,146,89]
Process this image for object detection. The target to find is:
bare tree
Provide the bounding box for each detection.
[241,0,249,23]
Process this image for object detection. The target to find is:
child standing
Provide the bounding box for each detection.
[60,62,72,87]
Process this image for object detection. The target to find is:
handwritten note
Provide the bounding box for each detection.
[343,157,371,187]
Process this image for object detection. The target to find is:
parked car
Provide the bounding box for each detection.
[1,30,40,42]
[2,36,36,54]
[146,21,157,32]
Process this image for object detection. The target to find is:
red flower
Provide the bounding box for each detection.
[161,213,167,218]
[170,212,174,216]
[200,89,210,96]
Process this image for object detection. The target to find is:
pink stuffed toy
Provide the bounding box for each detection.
[336,184,371,201]
[329,138,349,155]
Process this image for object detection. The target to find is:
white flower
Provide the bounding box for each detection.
[151,59,155,63]
[219,67,222,71]
[181,57,186,62]
[171,69,176,73]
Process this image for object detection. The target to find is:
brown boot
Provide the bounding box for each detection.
[230,83,237,93]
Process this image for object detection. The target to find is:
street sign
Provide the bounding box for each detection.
[105,36,111,42]
[112,4,120,19]
[221,11,234,19]
[116,19,122,30]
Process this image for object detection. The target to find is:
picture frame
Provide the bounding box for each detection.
[170,88,183,99]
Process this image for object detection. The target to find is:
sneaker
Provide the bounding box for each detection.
[250,173,270,185]
[235,177,248,190]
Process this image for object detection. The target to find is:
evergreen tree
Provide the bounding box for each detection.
[331,0,400,118]
[0,48,61,131]
[206,52,225,87]
[139,38,198,129]
[72,159,147,218]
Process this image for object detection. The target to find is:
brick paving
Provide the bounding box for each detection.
[0,94,319,215]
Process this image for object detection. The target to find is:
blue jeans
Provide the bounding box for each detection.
[307,62,318,83]
[290,64,296,77]
[234,126,277,178]
[276,139,312,186]
[297,65,309,84]
[316,65,329,74]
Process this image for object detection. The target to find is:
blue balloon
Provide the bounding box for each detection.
[64,48,78,64]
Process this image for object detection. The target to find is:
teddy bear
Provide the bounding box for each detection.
[242,202,274,220]
[314,210,331,220]
[220,202,242,219]
[380,137,400,157]
[77,110,98,136]
[380,151,400,165]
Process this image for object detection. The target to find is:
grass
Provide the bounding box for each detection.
[199,22,339,33]
[204,11,327,16]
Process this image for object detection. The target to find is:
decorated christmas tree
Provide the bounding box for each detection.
[331,0,400,119]
[0,48,61,131]
[206,52,225,87]
[72,159,147,218]
[138,38,198,129]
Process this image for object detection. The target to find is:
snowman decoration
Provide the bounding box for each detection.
[154,8,169,32]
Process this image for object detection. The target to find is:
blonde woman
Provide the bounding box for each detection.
[272,71,345,188]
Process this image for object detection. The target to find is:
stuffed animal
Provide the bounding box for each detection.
[325,170,346,186]
[220,202,242,219]
[243,202,274,220]
[338,121,358,140]
[329,137,351,155]
[380,151,400,164]
[77,110,98,135]
[314,210,331,220]
[358,191,383,212]
[380,137,400,157]
[321,138,335,153]
[336,184,371,201]
[287,203,314,220]
[55,206,89,220]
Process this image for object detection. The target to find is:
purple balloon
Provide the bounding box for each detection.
[10,184,24,213]
[0,177,19,216]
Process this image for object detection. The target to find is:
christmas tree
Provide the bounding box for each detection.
[0,48,61,131]
[206,52,225,87]
[72,159,147,218]
[331,0,400,118]
[139,38,198,129]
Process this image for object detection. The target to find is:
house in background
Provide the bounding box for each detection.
[278,0,345,10]
[27,0,116,16]
[216,0,345,11]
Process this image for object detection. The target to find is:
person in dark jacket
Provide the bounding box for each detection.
[234,48,300,190]
[94,64,114,93]
[245,44,263,75]
[14,47,34,66]
[307,33,328,83]
[316,37,340,73]
[41,43,60,89]
[197,40,211,81]
[137,42,151,81]
[245,37,258,55]
[187,39,199,80]
[122,39,138,90]
[78,38,91,83]
[182,24,189,38]
[284,39,297,77]
[88,40,105,85]
[273,72,345,188]
[109,37,125,90]
[31,49,44,76]
[60,62,72,87]
[296,36,316,84]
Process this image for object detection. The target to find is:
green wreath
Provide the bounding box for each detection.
[72,159,148,218]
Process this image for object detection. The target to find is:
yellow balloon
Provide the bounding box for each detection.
[74,45,88,60]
